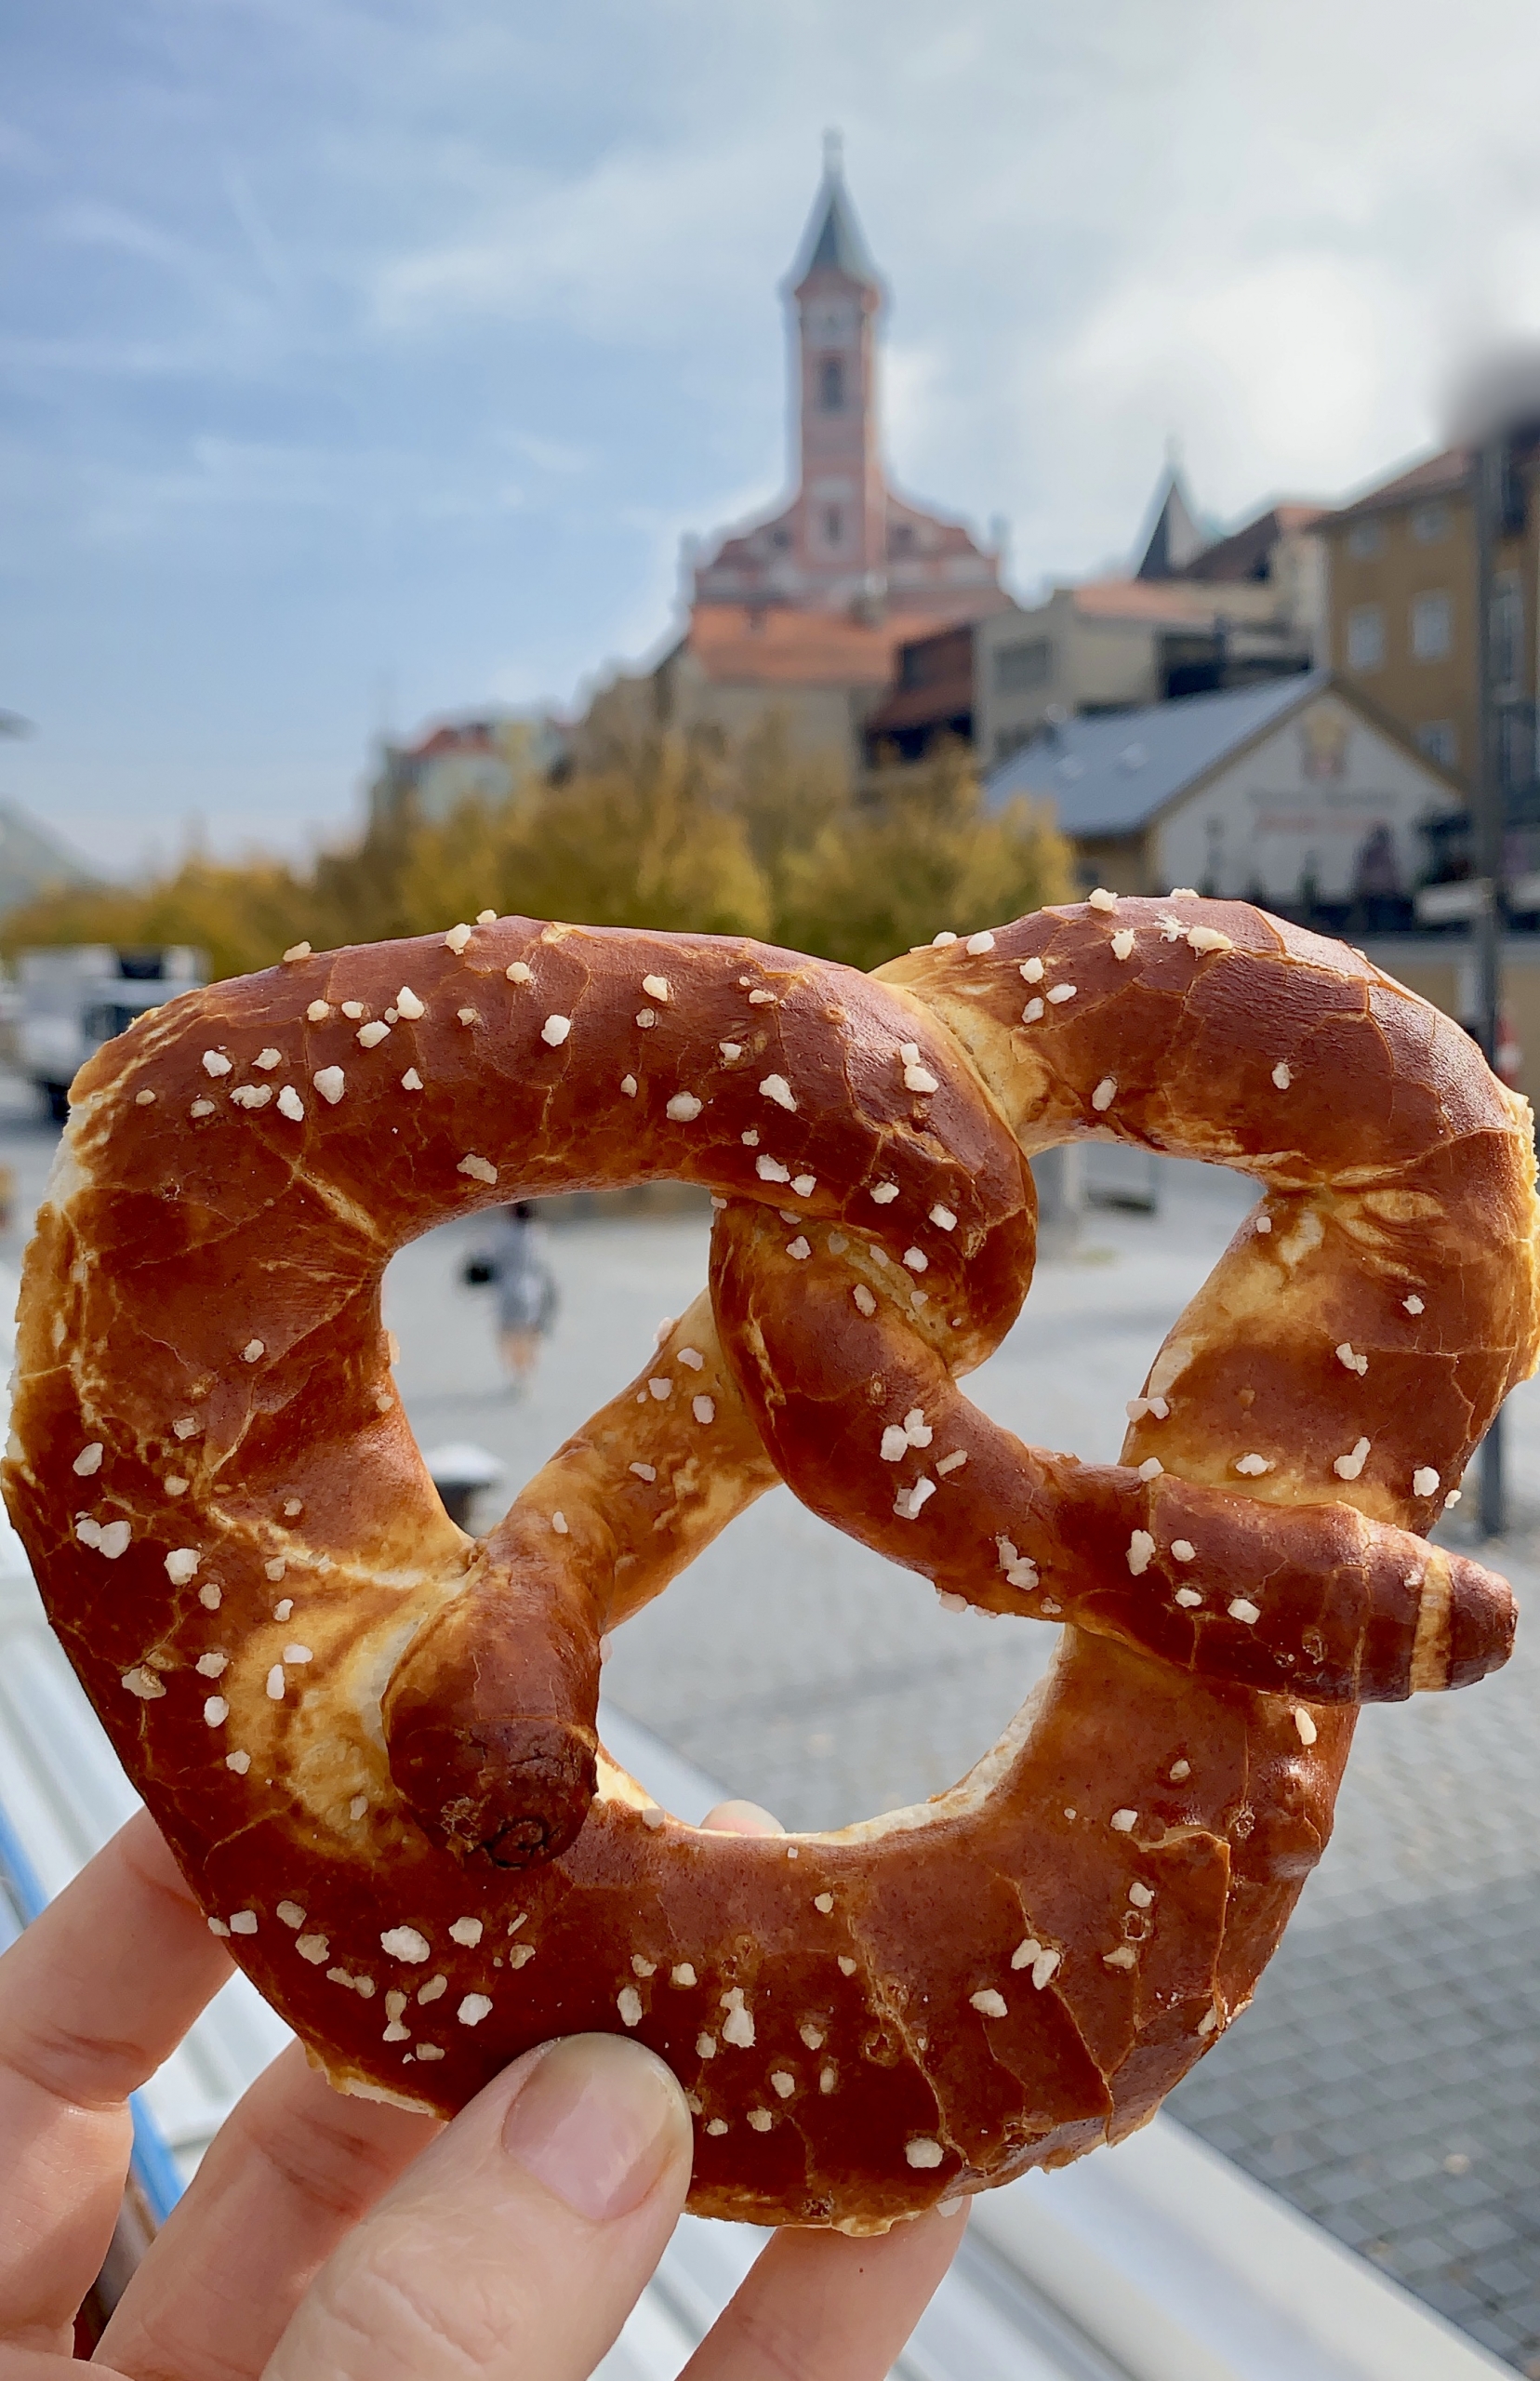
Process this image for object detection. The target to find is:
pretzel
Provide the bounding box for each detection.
[6,896,1534,2237]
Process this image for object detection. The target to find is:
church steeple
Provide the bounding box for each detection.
[790,131,883,291]
[686,140,1006,623]
[784,133,886,589]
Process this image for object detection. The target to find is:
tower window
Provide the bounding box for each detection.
[818,355,844,411]
[824,506,843,546]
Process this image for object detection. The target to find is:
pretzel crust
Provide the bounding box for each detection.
[5,898,1534,2233]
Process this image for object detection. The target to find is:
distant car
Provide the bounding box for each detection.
[15,946,207,1122]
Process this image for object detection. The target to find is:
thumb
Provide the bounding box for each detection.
[266,2033,694,2381]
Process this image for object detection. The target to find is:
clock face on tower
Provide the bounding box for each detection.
[809,300,855,345]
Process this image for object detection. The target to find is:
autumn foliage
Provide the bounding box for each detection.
[2,724,1072,984]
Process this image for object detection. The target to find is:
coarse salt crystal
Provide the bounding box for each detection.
[1110,928,1136,960]
[1234,1453,1272,1476]
[1272,1061,1292,1090]
[666,1092,703,1122]
[964,930,995,954]
[277,1086,305,1121]
[1294,1708,1319,1746]
[445,924,472,953]
[1088,888,1117,912]
[202,1051,232,1077]
[165,1548,200,1585]
[871,1182,898,1204]
[313,1066,345,1105]
[282,942,311,963]
[357,1021,391,1049]
[853,1283,876,1315]
[1046,983,1076,1004]
[1175,1587,1202,1608]
[505,962,532,986]
[242,1338,265,1363]
[760,1073,796,1111]
[1092,1077,1116,1111]
[1413,1466,1440,1496]
[692,1394,715,1424]
[1126,1531,1155,1576]
[1228,1598,1261,1625]
[541,1015,571,1046]
[1022,998,1044,1023]
[1188,925,1233,954]
[1334,1437,1371,1482]
[756,1154,790,1183]
[1019,956,1045,983]
[642,974,670,1002]
[1110,1808,1137,1832]
[1404,1294,1425,1315]
[620,1074,637,1097]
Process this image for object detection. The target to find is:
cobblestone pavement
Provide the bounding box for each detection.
[4,1074,1540,2369]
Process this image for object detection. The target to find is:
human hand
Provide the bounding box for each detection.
[0,1802,964,2379]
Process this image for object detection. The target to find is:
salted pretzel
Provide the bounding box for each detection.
[6,896,1535,2235]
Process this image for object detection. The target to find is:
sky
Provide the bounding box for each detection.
[7,0,1540,872]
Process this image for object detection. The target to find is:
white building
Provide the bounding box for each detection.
[987,670,1461,925]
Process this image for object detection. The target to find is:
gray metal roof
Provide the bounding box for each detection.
[986,672,1330,836]
[792,170,881,288]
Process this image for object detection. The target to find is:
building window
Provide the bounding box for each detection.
[1415,720,1458,770]
[1411,502,1450,543]
[993,638,1052,694]
[1348,520,1386,559]
[1411,591,1452,661]
[1493,569,1523,693]
[818,355,844,411]
[1347,605,1385,671]
[824,505,843,546]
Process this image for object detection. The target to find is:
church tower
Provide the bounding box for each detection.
[689,140,1006,622]
[786,131,886,590]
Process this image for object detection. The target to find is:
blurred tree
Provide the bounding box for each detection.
[773,740,1072,971]
[1,729,1070,981]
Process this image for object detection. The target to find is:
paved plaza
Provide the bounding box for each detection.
[4,1080,1540,2369]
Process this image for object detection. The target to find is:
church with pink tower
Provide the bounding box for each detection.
[691,140,1009,626]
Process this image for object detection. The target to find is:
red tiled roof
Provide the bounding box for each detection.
[1327,448,1471,525]
[681,605,915,689]
[1069,578,1245,623]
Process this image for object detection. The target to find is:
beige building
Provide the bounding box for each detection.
[868,492,1326,766]
[1321,446,1537,789]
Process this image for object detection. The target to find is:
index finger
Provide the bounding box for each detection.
[0,1807,232,2356]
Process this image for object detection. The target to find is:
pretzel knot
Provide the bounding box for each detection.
[7,896,1536,2233]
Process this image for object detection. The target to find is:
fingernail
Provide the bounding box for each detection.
[500,2033,687,2221]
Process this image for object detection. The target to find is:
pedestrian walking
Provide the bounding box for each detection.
[463,1200,558,1392]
